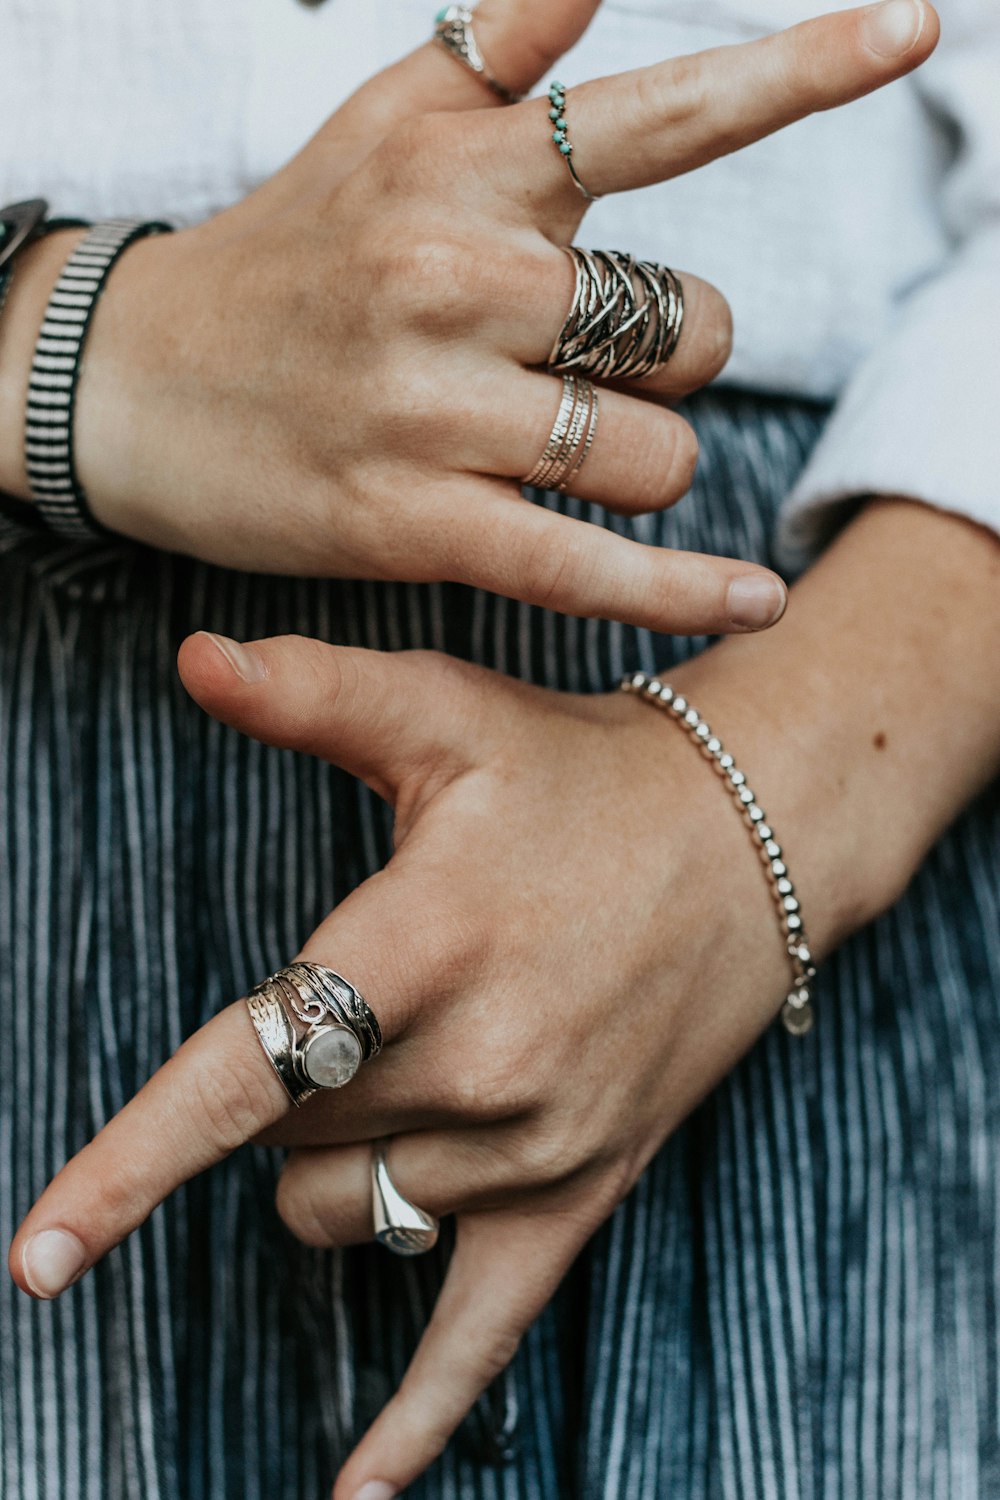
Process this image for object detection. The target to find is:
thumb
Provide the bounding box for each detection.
[178,635,492,803]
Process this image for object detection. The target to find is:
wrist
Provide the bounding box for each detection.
[655,499,1000,962]
[0,228,88,500]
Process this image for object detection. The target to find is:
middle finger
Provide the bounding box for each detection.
[494,246,732,400]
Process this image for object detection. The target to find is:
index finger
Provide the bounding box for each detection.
[7,1000,289,1299]
[495,0,938,211]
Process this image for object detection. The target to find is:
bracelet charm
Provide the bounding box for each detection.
[621,672,817,1036]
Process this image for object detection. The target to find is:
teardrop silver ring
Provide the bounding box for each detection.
[371,1139,441,1256]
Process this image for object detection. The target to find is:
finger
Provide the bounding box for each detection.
[488,0,939,214]
[428,487,789,634]
[500,255,732,401]
[331,1202,595,1500]
[459,370,697,516]
[275,1128,560,1249]
[7,860,448,1300]
[177,633,494,802]
[7,1000,289,1299]
[272,0,603,200]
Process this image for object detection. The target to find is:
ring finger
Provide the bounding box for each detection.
[275,1128,565,1250]
[484,370,700,515]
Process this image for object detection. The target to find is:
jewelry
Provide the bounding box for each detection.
[523,374,599,492]
[547,82,600,202]
[0,201,90,321]
[25,218,172,541]
[550,248,685,381]
[0,199,49,318]
[371,1139,440,1256]
[246,961,383,1107]
[621,672,818,1036]
[433,5,521,104]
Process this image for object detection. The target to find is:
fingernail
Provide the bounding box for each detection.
[201,632,268,683]
[351,1484,397,1500]
[21,1229,88,1299]
[726,575,787,630]
[861,0,925,57]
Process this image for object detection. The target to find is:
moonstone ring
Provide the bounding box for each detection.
[371,1139,440,1256]
[245,962,382,1107]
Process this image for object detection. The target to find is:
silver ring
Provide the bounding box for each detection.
[433,5,522,104]
[522,374,599,493]
[550,248,685,381]
[245,961,382,1107]
[371,1139,440,1256]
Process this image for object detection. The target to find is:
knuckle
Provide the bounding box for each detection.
[681,278,733,388]
[670,419,700,493]
[188,1060,263,1157]
[518,528,588,612]
[618,413,698,511]
[395,882,493,991]
[511,1122,581,1184]
[472,1324,523,1382]
[390,235,479,332]
[640,53,710,132]
[440,1049,519,1119]
[275,1168,336,1248]
[370,115,447,192]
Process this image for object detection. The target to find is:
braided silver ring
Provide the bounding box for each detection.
[550,248,685,382]
[246,962,382,1107]
[371,1139,441,1256]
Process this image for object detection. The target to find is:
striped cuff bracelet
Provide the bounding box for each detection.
[25,217,173,540]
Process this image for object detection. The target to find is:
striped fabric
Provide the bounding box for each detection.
[1,392,997,1499]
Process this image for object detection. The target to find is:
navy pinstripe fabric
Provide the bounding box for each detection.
[1,392,997,1498]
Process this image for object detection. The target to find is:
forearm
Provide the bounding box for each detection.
[668,497,1000,958]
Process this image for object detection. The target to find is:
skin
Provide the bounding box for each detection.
[0,0,939,634]
[8,497,999,1500]
[8,3,997,1498]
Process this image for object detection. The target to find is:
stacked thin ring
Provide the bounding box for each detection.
[550,248,685,381]
[246,961,382,1106]
[522,374,599,491]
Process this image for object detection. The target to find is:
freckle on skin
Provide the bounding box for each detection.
[873,732,887,750]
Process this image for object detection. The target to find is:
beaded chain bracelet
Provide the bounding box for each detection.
[621,672,817,1036]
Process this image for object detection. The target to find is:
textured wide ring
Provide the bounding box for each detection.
[550,248,685,381]
[371,1139,441,1256]
[523,374,599,493]
[246,961,383,1107]
[433,5,521,104]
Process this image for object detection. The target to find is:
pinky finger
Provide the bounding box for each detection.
[331,1199,590,1500]
[435,487,788,634]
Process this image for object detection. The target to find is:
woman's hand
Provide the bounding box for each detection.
[9,498,1000,1496]
[0,3,937,634]
[6,490,998,1492]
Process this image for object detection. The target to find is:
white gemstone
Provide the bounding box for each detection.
[302,1026,363,1089]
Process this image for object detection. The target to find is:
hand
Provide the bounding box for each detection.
[0,3,937,634]
[12,499,998,1496]
[8,629,815,1495]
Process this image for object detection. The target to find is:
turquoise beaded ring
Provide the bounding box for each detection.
[547,82,599,202]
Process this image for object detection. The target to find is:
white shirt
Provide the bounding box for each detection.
[4,0,998,565]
